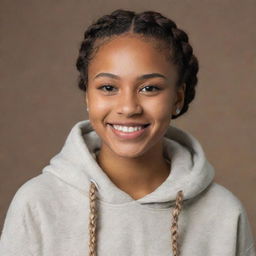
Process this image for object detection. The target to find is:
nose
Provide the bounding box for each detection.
[116,90,142,117]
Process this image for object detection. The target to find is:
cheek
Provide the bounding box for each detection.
[87,93,111,115]
[87,96,110,132]
[143,93,174,118]
[91,101,110,113]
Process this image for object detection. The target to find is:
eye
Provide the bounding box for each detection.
[97,84,117,93]
[140,85,161,93]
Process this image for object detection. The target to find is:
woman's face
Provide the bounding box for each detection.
[86,33,185,158]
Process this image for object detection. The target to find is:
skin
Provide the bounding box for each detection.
[85,33,186,200]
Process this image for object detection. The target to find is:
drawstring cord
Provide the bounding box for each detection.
[88,180,184,256]
[171,190,184,255]
[88,180,98,256]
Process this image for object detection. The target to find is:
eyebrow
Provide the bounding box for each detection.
[94,72,167,81]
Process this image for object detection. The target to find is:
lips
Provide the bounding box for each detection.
[108,123,150,140]
[108,123,150,128]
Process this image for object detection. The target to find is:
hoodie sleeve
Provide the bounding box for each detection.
[0,184,40,256]
[236,205,256,256]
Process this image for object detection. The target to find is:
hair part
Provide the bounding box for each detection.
[76,9,199,119]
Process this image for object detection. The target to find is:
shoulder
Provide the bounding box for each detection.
[210,182,242,202]
[196,182,247,215]
[8,172,60,210]
[207,183,255,254]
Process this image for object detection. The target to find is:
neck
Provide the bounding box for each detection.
[95,139,171,199]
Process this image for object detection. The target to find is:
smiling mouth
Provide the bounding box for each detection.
[107,123,151,140]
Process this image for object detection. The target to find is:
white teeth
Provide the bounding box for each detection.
[112,125,143,133]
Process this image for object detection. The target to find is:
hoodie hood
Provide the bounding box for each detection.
[42,119,215,207]
[42,119,215,255]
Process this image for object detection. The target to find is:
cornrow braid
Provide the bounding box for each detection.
[170,27,199,117]
[76,9,199,120]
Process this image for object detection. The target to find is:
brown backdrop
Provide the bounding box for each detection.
[1,0,255,238]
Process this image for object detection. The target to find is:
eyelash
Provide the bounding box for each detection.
[97,84,162,93]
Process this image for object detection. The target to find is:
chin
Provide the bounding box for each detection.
[115,151,145,159]
[109,141,153,159]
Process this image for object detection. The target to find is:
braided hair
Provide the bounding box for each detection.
[76,9,199,119]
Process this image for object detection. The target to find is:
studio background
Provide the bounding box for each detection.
[1,0,255,237]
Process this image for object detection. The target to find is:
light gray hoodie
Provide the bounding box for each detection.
[0,119,255,256]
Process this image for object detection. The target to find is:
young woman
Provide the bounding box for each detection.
[0,9,255,256]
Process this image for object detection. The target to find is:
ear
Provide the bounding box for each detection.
[173,83,186,114]
[85,92,88,106]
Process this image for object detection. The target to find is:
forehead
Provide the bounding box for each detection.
[92,33,170,55]
[88,34,176,81]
